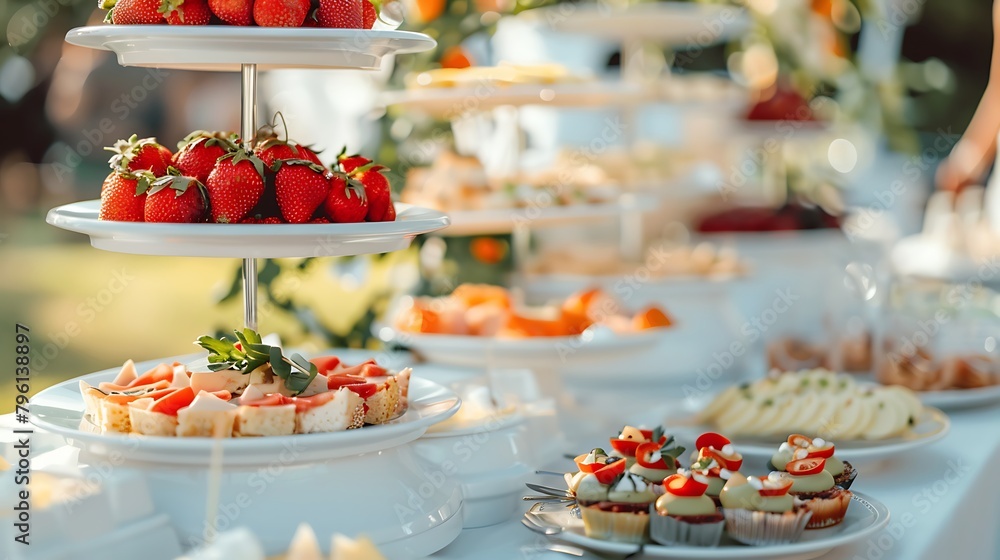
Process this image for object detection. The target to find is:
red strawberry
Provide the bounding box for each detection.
[297,145,323,166]
[261,216,284,224]
[255,138,300,168]
[352,164,392,221]
[205,149,266,224]
[274,159,332,223]
[317,0,362,28]
[106,0,164,24]
[207,0,252,25]
[362,0,376,28]
[337,148,371,174]
[254,0,310,26]
[310,217,330,224]
[239,216,262,224]
[173,131,237,184]
[160,0,211,24]
[99,171,152,222]
[382,198,396,221]
[144,173,208,223]
[106,135,171,176]
[324,173,368,223]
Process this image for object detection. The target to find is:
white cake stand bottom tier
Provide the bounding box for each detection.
[76,445,464,556]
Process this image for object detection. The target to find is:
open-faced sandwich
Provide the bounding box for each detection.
[80,328,410,438]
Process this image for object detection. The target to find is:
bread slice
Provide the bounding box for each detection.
[363,377,400,425]
[295,388,364,434]
[80,381,106,428]
[176,392,238,437]
[235,404,296,437]
[129,399,178,436]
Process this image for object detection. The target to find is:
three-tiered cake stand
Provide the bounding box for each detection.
[34,24,468,556]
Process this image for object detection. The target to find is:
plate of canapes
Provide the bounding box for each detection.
[380,284,675,368]
[671,369,950,461]
[30,328,460,466]
[522,427,888,559]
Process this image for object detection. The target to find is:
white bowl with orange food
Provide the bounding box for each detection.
[380,284,674,368]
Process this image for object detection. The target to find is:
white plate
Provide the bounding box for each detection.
[378,327,666,369]
[439,195,652,236]
[46,200,449,258]
[918,384,1000,410]
[523,492,889,560]
[381,81,651,116]
[524,2,750,46]
[29,358,461,466]
[664,407,950,462]
[65,26,436,71]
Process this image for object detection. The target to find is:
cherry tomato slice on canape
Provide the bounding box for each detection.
[807,442,835,459]
[695,432,732,451]
[574,450,608,474]
[700,448,743,471]
[635,441,668,469]
[786,458,826,476]
[787,434,813,448]
[593,458,626,484]
[756,477,794,496]
[664,474,708,497]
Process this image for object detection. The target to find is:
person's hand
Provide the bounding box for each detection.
[936,142,987,193]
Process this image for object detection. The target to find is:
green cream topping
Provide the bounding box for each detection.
[770,449,795,471]
[719,475,793,513]
[789,471,835,493]
[824,456,844,477]
[655,494,717,516]
[575,474,609,503]
[705,476,725,497]
[607,474,655,503]
[629,464,672,484]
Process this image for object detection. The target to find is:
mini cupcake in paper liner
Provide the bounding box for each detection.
[650,471,725,547]
[718,470,811,545]
[580,507,649,544]
[770,436,858,490]
[797,488,853,529]
[722,508,813,545]
[650,512,724,547]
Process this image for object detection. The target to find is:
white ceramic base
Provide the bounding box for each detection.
[88,443,464,556]
[65,26,436,71]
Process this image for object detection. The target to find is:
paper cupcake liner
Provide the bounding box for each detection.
[649,511,724,547]
[799,489,852,529]
[580,507,650,544]
[835,461,858,490]
[722,508,812,545]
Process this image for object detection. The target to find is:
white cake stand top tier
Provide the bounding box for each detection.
[65,26,437,71]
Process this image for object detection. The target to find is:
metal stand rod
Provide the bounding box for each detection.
[241,63,259,331]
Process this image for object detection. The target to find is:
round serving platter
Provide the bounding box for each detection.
[522,492,890,560]
[30,358,461,466]
[65,26,436,71]
[377,326,666,369]
[46,200,449,258]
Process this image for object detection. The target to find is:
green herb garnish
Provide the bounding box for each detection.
[196,328,318,395]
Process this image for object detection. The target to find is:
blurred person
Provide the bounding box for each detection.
[936,0,1000,232]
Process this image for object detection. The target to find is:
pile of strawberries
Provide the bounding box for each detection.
[102,0,377,29]
[99,128,394,224]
